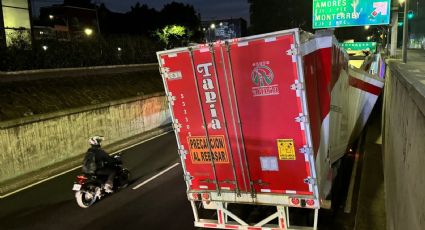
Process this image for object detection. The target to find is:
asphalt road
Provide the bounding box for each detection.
[0,132,196,230]
[0,126,370,230]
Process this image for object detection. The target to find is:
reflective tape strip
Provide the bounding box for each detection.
[204,223,218,228]
[200,48,209,53]
[237,42,249,47]
[265,37,277,43]
[349,75,382,96]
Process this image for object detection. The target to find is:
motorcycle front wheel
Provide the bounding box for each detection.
[75,190,97,208]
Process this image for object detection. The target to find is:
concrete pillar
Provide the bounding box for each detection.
[390,12,399,56]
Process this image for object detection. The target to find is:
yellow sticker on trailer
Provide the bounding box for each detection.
[277,139,296,160]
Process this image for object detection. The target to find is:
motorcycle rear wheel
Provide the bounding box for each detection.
[75,190,97,208]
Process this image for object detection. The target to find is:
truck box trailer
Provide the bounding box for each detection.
[156,28,384,230]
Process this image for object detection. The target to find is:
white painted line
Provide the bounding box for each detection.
[0,130,173,199]
[132,162,180,190]
[344,152,360,213]
[0,165,81,199]
[112,130,172,155]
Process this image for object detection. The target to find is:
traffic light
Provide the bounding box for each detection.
[407,10,414,19]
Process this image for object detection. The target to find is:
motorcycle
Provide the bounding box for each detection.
[72,155,130,208]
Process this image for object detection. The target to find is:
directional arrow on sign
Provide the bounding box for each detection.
[373,2,388,16]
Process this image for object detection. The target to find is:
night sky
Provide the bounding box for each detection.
[103,0,249,21]
[32,0,250,22]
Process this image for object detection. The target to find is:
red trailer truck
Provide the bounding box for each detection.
[156,28,383,230]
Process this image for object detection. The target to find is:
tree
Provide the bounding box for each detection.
[128,3,160,35]
[159,2,202,42]
[155,25,190,49]
[248,0,312,34]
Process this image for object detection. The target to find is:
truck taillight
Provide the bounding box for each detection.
[291,198,300,205]
[192,193,200,200]
[202,193,210,200]
[306,199,315,206]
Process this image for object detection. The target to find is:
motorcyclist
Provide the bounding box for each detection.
[83,136,117,193]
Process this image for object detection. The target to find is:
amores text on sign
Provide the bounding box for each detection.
[196,63,222,130]
[188,136,229,164]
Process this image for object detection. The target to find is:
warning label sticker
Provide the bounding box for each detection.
[188,136,229,164]
[277,139,296,160]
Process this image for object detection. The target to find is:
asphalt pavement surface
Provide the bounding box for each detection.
[0,117,384,230]
[0,132,196,230]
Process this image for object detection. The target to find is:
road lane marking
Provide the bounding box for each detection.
[112,130,173,155]
[0,130,173,199]
[344,152,360,213]
[132,162,180,190]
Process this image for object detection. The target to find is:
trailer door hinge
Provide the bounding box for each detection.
[183,173,195,182]
[304,177,316,185]
[178,145,188,159]
[295,115,309,123]
[160,67,169,76]
[286,44,298,62]
[290,82,303,91]
[167,93,176,105]
[300,146,313,155]
[161,67,182,80]
[173,119,182,133]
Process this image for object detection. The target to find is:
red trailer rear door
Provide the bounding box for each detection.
[158,47,242,193]
[225,31,316,195]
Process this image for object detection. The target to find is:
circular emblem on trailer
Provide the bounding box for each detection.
[251,66,274,87]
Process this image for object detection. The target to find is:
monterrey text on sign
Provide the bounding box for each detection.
[313,0,390,29]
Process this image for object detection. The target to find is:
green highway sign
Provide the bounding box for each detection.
[313,0,391,29]
[340,42,377,52]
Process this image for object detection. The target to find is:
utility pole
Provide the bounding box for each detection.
[390,11,398,56]
[402,0,409,63]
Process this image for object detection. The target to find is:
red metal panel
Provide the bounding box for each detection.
[227,33,311,194]
[189,47,238,191]
[159,47,243,193]
[159,51,211,191]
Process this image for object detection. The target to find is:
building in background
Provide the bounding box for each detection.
[201,18,247,42]
[409,0,425,48]
[38,4,99,40]
[0,0,32,47]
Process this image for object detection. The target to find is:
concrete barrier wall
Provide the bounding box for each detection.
[0,93,170,192]
[382,60,425,230]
